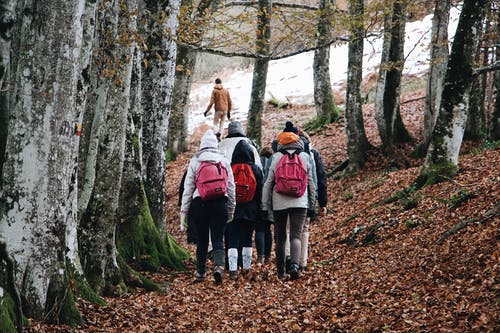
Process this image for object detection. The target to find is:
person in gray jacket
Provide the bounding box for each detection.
[261,130,316,280]
[218,121,262,170]
[181,130,236,284]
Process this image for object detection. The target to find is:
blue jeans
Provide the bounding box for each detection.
[191,197,228,274]
[255,220,272,258]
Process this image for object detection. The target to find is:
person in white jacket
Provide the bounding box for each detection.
[218,121,262,170]
[261,130,316,280]
[181,130,236,284]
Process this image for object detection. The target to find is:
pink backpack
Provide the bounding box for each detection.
[196,161,228,201]
[275,150,307,197]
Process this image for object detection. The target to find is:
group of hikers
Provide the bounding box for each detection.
[178,78,327,283]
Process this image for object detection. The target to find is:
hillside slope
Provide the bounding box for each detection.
[27,94,499,332]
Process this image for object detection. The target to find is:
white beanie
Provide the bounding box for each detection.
[200,129,218,149]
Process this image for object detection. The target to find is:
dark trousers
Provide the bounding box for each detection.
[273,208,307,273]
[225,219,254,249]
[255,219,272,258]
[191,196,228,274]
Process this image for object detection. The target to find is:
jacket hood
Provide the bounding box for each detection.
[231,140,255,164]
[278,139,304,152]
[196,148,226,163]
[214,84,224,89]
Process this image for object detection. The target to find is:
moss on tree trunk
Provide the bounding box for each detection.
[117,184,189,272]
[0,294,17,333]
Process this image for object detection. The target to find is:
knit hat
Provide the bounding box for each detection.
[283,121,298,134]
[200,129,219,149]
[277,131,300,145]
[228,121,245,136]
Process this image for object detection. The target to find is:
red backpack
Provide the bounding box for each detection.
[196,161,228,201]
[275,150,307,197]
[232,163,257,203]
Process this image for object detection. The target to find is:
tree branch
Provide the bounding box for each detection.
[472,61,500,76]
[222,1,319,11]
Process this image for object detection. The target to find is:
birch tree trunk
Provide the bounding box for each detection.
[420,0,450,154]
[247,0,272,148]
[375,0,412,155]
[141,0,180,236]
[313,0,338,123]
[78,0,135,295]
[345,0,370,171]
[0,0,85,324]
[418,0,491,185]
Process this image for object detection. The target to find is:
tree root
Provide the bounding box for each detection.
[437,203,500,243]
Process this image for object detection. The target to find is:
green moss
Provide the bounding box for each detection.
[0,293,17,333]
[58,287,82,327]
[303,105,341,132]
[117,185,189,272]
[166,148,177,163]
[66,260,106,306]
[419,162,458,187]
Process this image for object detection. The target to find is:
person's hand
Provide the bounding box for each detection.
[227,213,234,223]
[227,111,231,119]
[319,206,327,217]
[204,110,208,117]
[180,212,187,232]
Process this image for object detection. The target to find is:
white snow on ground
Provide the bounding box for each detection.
[187,6,461,133]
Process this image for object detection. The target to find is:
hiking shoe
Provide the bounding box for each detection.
[264,256,271,263]
[195,272,206,282]
[213,266,224,284]
[257,256,265,264]
[242,269,253,280]
[290,264,300,281]
[277,269,287,280]
[229,270,238,281]
[285,256,291,274]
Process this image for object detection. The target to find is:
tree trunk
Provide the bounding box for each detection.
[491,43,500,140]
[247,0,272,148]
[345,0,370,171]
[464,18,486,140]
[168,45,196,158]
[141,0,180,236]
[167,0,213,157]
[0,0,85,324]
[313,0,338,122]
[0,0,16,180]
[418,0,490,186]
[420,0,450,154]
[375,0,412,155]
[78,0,135,296]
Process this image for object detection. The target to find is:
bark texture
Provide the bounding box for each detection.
[422,0,450,151]
[247,0,272,148]
[491,42,500,140]
[345,0,370,170]
[374,0,411,155]
[78,0,134,295]
[313,0,337,122]
[141,0,180,236]
[0,0,85,323]
[420,0,491,184]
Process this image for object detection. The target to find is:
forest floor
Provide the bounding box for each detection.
[28,89,499,332]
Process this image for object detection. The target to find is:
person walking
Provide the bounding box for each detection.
[218,121,262,170]
[255,146,274,263]
[204,78,232,137]
[261,128,316,280]
[226,140,263,280]
[180,130,235,284]
[297,127,328,270]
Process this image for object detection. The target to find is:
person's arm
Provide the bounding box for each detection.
[181,159,197,213]
[224,158,236,214]
[261,154,278,211]
[313,149,327,210]
[305,154,317,213]
[227,90,232,112]
[205,90,215,115]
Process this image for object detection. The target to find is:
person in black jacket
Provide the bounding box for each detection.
[298,128,328,269]
[226,140,264,280]
[255,146,274,263]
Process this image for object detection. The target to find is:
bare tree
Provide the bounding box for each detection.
[345,0,371,171]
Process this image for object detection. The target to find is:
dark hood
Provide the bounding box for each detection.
[231,140,255,164]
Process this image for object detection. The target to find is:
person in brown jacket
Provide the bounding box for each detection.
[204,78,232,136]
